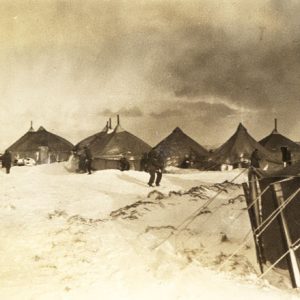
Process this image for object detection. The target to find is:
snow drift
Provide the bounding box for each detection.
[0,163,299,299]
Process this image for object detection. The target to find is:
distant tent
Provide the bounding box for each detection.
[77,116,152,170]
[259,119,300,162]
[209,123,281,169]
[153,127,209,168]
[7,123,73,164]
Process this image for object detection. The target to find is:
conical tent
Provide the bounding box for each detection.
[91,119,152,170]
[153,127,209,168]
[209,123,281,169]
[7,124,73,163]
[259,121,300,163]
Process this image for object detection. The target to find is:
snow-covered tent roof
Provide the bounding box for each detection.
[153,127,209,167]
[259,120,300,153]
[7,124,73,153]
[209,123,280,165]
[93,122,151,159]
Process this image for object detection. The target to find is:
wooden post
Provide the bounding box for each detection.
[272,182,300,288]
[248,169,262,229]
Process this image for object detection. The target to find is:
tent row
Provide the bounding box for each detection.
[5,118,300,171]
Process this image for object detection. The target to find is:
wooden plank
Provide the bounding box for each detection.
[242,180,265,273]
[272,182,300,288]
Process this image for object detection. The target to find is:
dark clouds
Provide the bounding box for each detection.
[150,100,238,121]
[146,20,300,115]
[1,0,300,149]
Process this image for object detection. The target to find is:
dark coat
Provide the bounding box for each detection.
[1,151,12,168]
[180,158,191,169]
[250,150,260,168]
[84,148,92,161]
[281,147,292,163]
[120,157,130,171]
[147,151,164,172]
[78,153,87,171]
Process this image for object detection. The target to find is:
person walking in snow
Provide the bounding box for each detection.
[83,146,93,174]
[147,150,164,187]
[1,150,12,174]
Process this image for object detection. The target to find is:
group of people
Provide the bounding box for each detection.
[73,147,164,187]
[120,151,164,187]
[250,146,293,169]
[2,144,294,180]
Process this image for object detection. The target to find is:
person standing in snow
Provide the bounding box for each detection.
[83,146,93,174]
[250,149,261,168]
[180,154,191,168]
[1,150,12,174]
[147,150,164,187]
[119,155,130,171]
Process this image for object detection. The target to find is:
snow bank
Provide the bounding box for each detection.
[0,164,299,299]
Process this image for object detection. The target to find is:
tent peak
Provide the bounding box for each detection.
[28,121,35,132]
[173,127,183,133]
[237,123,247,131]
[38,126,46,131]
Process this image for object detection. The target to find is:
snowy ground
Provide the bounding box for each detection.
[0,163,299,300]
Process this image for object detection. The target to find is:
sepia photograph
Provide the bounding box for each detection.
[1,0,300,299]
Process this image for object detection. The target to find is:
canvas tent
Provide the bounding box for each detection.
[75,116,151,171]
[209,123,281,170]
[92,119,151,170]
[259,119,300,163]
[153,127,209,168]
[7,123,73,164]
[244,165,300,288]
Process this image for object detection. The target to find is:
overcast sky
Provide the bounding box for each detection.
[1,0,300,151]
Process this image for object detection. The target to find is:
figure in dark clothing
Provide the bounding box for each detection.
[180,154,191,169]
[140,152,148,172]
[78,152,86,173]
[84,146,93,174]
[281,146,292,167]
[250,149,261,168]
[120,156,130,171]
[1,150,12,174]
[147,150,164,187]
